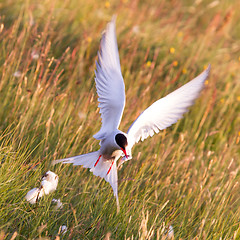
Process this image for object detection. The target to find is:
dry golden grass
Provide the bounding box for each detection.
[0,0,239,239]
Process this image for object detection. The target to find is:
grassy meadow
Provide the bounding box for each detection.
[0,0,240,239]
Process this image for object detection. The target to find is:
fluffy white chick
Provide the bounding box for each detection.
[25,170,58,204]
[40,170,58,195]
[25,187,44,204]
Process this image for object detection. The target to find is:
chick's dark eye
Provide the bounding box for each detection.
[42,173,48,179]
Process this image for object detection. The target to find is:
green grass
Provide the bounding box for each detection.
[0,0,240,239]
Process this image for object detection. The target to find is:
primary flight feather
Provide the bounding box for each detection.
[53,17,211,212]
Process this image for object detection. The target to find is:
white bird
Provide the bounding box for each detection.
[25,187,44,204]
[41,170,59,195]
[53,16,210,212]
[25,170,59,204]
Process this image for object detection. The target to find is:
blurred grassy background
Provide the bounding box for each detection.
[0,0,239,239]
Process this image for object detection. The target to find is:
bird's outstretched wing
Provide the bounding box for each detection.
[93,16,125,140]
[127,65,211,148]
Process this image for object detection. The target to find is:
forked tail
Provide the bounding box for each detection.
[53,151,120,212]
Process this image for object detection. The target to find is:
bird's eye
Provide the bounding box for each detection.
[115,133,128,148]
[42,173,48,178]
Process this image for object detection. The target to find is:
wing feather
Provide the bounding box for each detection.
[93,16,125,140]
[127,65,211,147]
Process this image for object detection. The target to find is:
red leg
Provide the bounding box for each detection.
[94,155,102,167]
[107,161,114,175]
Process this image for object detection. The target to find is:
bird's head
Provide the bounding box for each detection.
[42,170,58,182]
[115,133,129,158]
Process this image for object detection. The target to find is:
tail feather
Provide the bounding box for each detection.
[104,161,120,213]
[91,159,119,212]
[53,151,100,168]
[53,151,120,212]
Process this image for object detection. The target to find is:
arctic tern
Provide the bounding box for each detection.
[54,17,210,212]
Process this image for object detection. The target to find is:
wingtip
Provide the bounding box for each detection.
[200,64,211,80]
[205,64,211,75]
[52,159,61,165]
[108,15,117,31]
[52,158,70,165]
[111,14,117,23]
[100,15,117,41]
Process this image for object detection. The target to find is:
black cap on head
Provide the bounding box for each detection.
[115,133,128,150]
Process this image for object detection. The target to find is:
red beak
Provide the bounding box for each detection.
[121,148,128,158]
